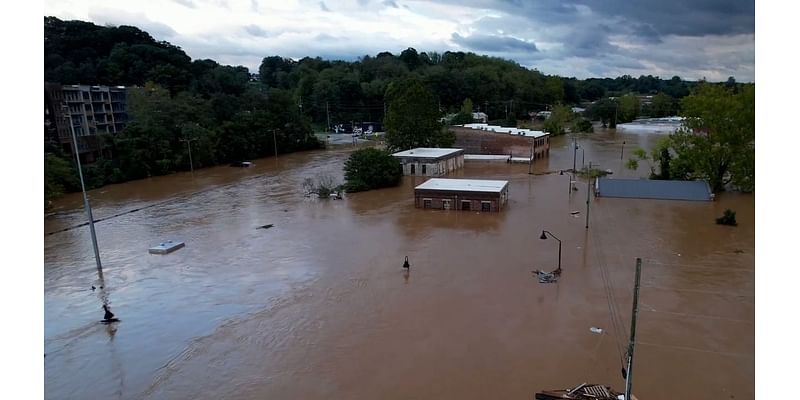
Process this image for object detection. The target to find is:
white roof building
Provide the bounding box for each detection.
[415,178,509,193]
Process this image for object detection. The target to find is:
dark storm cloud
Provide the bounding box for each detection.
[319,1,331,12]
[444,0,753,39]
[451,32,538,52]
[243,24,270,37]
[383,0,399,8]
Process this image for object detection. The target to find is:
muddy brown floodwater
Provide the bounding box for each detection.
[44,128,754,400]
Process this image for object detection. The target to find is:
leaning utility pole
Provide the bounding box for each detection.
[624,258,643,400]
[572,136,578,172]
[180,137,196,173]
[64,106,102,273]
[326,101,331,132]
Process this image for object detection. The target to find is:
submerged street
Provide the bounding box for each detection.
[44,127,754,400]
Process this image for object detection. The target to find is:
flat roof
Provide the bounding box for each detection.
[392,148,463,158]
[596,178,713,201]
[459,124,548,138]
[415,178,509,193]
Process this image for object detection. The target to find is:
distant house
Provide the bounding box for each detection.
[472,112,488,123]
[392,148,465,176]
[414,178,509,212]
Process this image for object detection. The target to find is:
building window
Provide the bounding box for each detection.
[481,201,491,212]
[423,199,432,209]
[461,200,471,211]
[422,164,427,174]
[410,164,416,174]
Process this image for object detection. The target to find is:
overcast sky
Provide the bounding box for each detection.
[44,0,754,81]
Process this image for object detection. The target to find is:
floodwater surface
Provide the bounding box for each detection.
[44,129,754,399]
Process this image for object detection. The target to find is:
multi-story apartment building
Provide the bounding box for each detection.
[44,83,129,163]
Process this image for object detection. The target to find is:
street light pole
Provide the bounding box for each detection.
[621,140,626,160]
[63,106,102,272]
[586,161,592,230]
[539,230,562,273]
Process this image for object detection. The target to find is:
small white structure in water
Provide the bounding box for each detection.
[149,240,185,254]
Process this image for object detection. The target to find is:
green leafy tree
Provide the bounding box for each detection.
[572,117,594,133]
[648,92,676,118]
[384,78,452,151]
[450,98,474,125]
[617,93,640,123]
[343,148,402,192]
[543,104,573,135]
[667,84,755,192]
[44,150,78,205]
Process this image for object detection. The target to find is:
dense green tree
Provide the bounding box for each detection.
[384,78,452,151]
[450,98,474,125]
[646,92,676,118]
[617,93,640,123]
[668,84,755,192]
[343,148,402,192]
[543,105,573,135]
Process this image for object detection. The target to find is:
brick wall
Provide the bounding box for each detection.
[450,127,549,158]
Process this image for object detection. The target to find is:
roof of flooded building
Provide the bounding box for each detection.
[415,178,509,193]
[596,178,713,201]
[458,124,548,138]
[391,148,464,159]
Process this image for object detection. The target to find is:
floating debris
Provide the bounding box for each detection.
[148,240,185,254]
[257,224,274,230]
[532,269,561,284]
[590,326,603,334]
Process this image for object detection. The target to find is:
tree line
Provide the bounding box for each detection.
[44,17,746,202]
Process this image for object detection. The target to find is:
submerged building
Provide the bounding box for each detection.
[414,178,509,212]
[392,148,465,176]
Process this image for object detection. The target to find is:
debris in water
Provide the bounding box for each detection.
[590,326,603,334]
[257,224,274,230]
[570,211,580,215]
[532,269,561,284]
[148,240,185,254]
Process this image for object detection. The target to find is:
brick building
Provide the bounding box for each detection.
[414,178,509,212]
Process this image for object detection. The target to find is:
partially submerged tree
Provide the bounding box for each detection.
[303,175,342,198]
[543,104,573,135]
[343,148,402,192]
[384,77,453,151]
[450,98,474,125]
[716,209,738,226]
[669,84,754,192]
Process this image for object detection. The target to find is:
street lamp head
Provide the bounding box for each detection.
[540,231,548,240]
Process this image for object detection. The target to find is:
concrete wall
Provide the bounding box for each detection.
[450,127,550,159]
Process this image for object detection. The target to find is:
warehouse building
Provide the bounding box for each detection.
[414,178,509,212]
[392,148,464,176]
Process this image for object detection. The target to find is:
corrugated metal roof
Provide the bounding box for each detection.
[596,178,713,201]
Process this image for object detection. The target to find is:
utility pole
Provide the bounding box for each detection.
[63,106,102,273]
[272,129,278,158]
[484,100,489,118]
[572,136,578,172]
[180,137,196,173]
[585,161,591,229]
[326,101,331,132]
[621,140,626,160]
[624,258,643,400]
